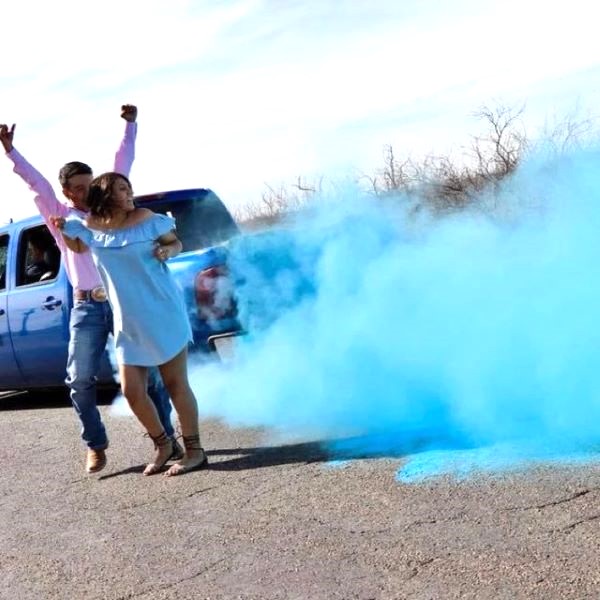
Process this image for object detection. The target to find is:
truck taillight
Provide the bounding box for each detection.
[194,265,235,320]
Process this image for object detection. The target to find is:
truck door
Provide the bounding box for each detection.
[7,226,70,387]
[0,232,25,389]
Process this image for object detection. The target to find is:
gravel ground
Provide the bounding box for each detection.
[1,391,598,600]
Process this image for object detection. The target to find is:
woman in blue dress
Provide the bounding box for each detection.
[54,172,206,476]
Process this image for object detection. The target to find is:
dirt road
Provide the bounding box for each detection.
[1,391,598,599]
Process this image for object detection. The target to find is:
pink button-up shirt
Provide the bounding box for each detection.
[6,122,137,290]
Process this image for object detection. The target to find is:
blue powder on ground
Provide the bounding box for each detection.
[396,440,599,483]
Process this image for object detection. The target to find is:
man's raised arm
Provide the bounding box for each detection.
[0,123,68,224]
[114,104,138,177]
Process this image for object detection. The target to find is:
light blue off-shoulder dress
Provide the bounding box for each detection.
[63,213,192,366]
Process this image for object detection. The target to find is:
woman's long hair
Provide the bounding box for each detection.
[87,172,132,220]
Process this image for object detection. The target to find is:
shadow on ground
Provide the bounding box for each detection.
[206,442,330,470]
[97,431,468,479]
[98,441,330,480]
[201,431,479,472]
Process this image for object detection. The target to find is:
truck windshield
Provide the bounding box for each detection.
[138,190,240,253]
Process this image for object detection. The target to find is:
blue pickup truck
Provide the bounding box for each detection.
[0,188,242,392]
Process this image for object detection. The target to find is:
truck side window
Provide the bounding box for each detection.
[0,234,8,291]
[16,225,61,287]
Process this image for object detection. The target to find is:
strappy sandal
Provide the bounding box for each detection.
[143,431,176,476]
[165,434,208,477]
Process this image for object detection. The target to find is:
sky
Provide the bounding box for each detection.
[1,0,600,224]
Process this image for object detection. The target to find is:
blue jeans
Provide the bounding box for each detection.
[65,298,174,449]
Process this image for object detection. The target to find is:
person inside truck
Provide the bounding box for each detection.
[0,107,180,475]
[55,171,207,477]
[23,229,55,284]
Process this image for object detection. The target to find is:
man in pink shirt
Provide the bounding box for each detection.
[0,106,182,473]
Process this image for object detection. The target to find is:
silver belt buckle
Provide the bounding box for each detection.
[91,286,107,302]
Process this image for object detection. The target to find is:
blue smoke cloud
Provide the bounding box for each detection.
[189,143,600,481]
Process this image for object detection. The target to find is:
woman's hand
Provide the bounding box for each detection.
[154,244,170,262]
[50,215,66,230]
[50,216,87,253]
[155,232,182,262]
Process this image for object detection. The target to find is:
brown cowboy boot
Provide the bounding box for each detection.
[86,448,107,474]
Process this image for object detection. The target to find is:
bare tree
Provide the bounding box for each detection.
[365,145,415,195]
[470,104,527,181]
[537,108,598,154]
[234,176,322,229]
[368,104,529,212]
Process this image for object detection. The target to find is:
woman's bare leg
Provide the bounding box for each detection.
[157,347,206,476]
[120,364,173,475]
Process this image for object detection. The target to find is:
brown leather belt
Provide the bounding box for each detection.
[74,286,108,303]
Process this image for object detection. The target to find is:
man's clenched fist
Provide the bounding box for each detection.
[120,105,138,123]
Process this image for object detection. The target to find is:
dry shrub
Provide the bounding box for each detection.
[234,105,598,227]
[234,176,321,230]
[368,105,527,212]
